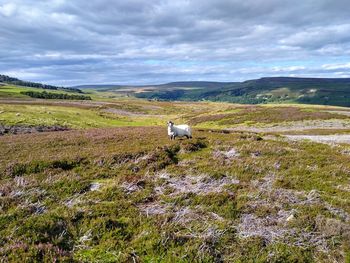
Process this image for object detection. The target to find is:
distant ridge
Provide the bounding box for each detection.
[0,74,82,93]
[75,77,350,107]
[74,77,350,90]
[73,81,237,90]
[73,84,124,89]
[243,77,350,84]
[159,81,237,88]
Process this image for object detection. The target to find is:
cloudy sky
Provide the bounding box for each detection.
[1,0,350,86]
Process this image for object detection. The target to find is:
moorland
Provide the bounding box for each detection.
[0,76,350,262]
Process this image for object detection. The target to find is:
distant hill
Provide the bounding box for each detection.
[0,74,82,93]
[73,84,124,90]
[158,81,236,88]
[71,77,350,107]
[110,77,350,107]
[200,77,350,106]
[73,81,236,90]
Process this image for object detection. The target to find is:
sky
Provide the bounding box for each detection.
[1,0,350,86]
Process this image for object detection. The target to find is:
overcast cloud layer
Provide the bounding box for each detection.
[1,0,350,86]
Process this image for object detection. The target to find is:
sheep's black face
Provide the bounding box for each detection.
[167,121,174,127]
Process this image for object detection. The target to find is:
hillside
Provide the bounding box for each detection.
[209,77,350,106]
[1,82,350,262]
[74,81,235,90]
[0,74,82,93]
[1,121,350,262]
[135,77,350,106]
[84,77,350,107]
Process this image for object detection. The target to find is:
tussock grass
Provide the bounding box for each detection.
[0,126,349,262]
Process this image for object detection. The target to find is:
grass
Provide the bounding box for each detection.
[1,84,350,262]
[188,105,350,130]
[0,126,349,262]
[0,85,86,99]
[1,84,350,130]
[0,104,164,128]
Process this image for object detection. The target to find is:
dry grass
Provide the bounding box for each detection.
[1,123,350,262]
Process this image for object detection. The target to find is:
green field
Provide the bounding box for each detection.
[0,85,87,99]
[0,104,164,128]
[1,84,350,262]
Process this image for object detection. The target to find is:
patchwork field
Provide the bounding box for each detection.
[1,84,350,262]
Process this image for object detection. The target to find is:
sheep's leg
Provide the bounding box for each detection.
[185,135,189,139]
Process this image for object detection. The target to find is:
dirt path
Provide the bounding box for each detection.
[229,119,350,133]
[324,110,350,117]
[103,108,165,117]
[285,135,350,144]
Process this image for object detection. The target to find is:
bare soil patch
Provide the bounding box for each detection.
[285,134,350,145]
[324,110,350,117]
[230,119,350,133]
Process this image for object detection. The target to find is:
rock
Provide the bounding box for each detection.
[286,214,295,222]
[16,113,20,116]
[90,182,102,191]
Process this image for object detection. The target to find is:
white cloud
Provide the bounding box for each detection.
[280,24,350,48]
[322,63,350,70]
[0,2,16,17]
[0,0,350,85]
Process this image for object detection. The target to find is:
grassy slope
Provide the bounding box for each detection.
[0,85,86,99]
[1,84,350,262]
[0,104,162,128]
[0,127,350,262]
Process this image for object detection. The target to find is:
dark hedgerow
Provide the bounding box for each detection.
[20,91,91,100]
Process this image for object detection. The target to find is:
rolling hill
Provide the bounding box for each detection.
[0,74,82,93]
[79,77,350,107]
[74,81,236,90]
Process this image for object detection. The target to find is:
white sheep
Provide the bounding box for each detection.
[167,121,192,140]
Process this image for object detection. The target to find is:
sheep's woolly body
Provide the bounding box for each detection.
[167,123,192,139]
